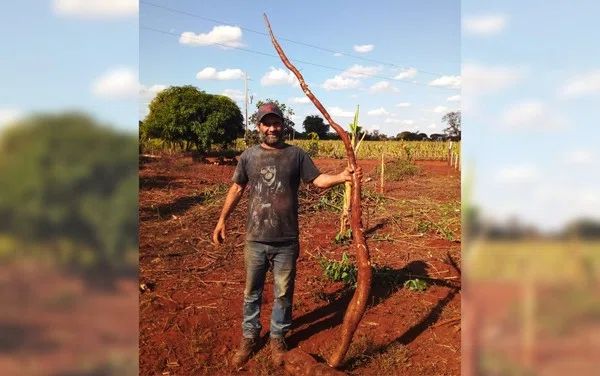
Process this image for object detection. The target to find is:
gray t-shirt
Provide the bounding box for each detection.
[232,144,321,242]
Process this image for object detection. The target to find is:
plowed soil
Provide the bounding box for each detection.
[139,153,461,375]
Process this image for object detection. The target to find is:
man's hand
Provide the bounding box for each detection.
[212,220,226,245]
[313,165,363,189]
[340,165,363,183]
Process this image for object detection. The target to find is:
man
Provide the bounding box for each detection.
[212,102,361,368]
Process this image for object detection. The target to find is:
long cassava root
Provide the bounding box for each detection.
[264,14,373,368]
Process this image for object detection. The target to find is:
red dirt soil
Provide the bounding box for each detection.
[139,154,461,375]
[0,260,138,375]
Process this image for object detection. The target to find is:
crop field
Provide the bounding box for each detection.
[464,240,600,375]
[139,151,461,375]
[142,138,460,162]
[234,139,459,161]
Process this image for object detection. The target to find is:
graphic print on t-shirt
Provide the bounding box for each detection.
[260,166,277,187]
[249,165,284,234]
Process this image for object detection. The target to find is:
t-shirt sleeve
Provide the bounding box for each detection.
[232,151,249,185]
[299,150,321,183]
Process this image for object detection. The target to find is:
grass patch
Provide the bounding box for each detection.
[376,158,420,181]
[319,252,357,286]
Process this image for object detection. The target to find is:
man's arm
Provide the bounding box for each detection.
[312,165,362,189]
[212,182,246,244]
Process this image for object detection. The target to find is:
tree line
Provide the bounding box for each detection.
[140,86,461,154]
[0,113,138,283]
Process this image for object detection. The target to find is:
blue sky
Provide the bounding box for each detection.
[0,0,138,132]
[462,0,600,231]
[140,0,460,137]
[2,1,596,231]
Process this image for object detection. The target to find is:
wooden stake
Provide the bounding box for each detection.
[380,152,385,194]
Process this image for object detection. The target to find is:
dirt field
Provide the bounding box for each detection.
[0,260,138,375]
[139,153,461,375]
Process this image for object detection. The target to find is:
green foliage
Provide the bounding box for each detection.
[403,278,428,292]
[307,132,320,157]
[320,252,357,286]
[270,140,455,160]
[416,219,455,241]
[249,98,295,133]
[313,184,345,212]
[303,115,330,139]
[395,131,427,141]
[377,158,420,181]
[141,85,243,153]
[0,112,138,278]
[334,228,352,244]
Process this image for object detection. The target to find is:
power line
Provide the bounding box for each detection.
[140,0,454,78]
[140,25,459,91]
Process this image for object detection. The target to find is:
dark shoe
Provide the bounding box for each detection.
[270,336,288,367]
[232,337,258,368]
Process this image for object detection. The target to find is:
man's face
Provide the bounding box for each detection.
[258,114,284,145]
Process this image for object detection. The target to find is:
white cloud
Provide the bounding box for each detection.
[260,67,299,87]
[196,67,244,80]
[179,25,243,48]
[463,14,507,36]
[429,75,461,89]
[447,95,461,102]
[385,118,414,126]
[394,67,417,80]
[328,106,355,118]
[140,84,167,99]
[321,65,382,91]
[559,70,600,98]
[333,52,343,57]
[53,0,137,18]
[341,64,382,79]
[501,100,567,130]
[139,84,167,118]
[322,75,360,91]
[367,107,390,116]
[463,63,521,95]
[563,149,595,165]
[353,44,374,53]
[0,108,23,129]
[428,123,438,130]
[495,164,539,184]
[291,97,310,104]
[92,67,139,99]
[370,81,397,93]
[502,100,543,126]
[396,102,411,107]
[433,106,448,113]
[221,89,244,102]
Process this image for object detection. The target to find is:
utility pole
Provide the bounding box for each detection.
[244,71,249,141]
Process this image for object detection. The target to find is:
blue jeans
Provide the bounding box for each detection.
[242,240,299,339]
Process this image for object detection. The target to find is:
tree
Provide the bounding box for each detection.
[0,113,138,281]
[142,85,243,153]
[302,115,330,139]
[395,131,426,141]
[442,111,461,140]
[249,98,295,138]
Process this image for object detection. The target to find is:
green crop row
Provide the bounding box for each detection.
[234,139,460,160]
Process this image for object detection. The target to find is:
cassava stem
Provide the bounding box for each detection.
[264,14,372,368]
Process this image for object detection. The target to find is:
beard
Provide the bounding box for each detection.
[261,133,283,145]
